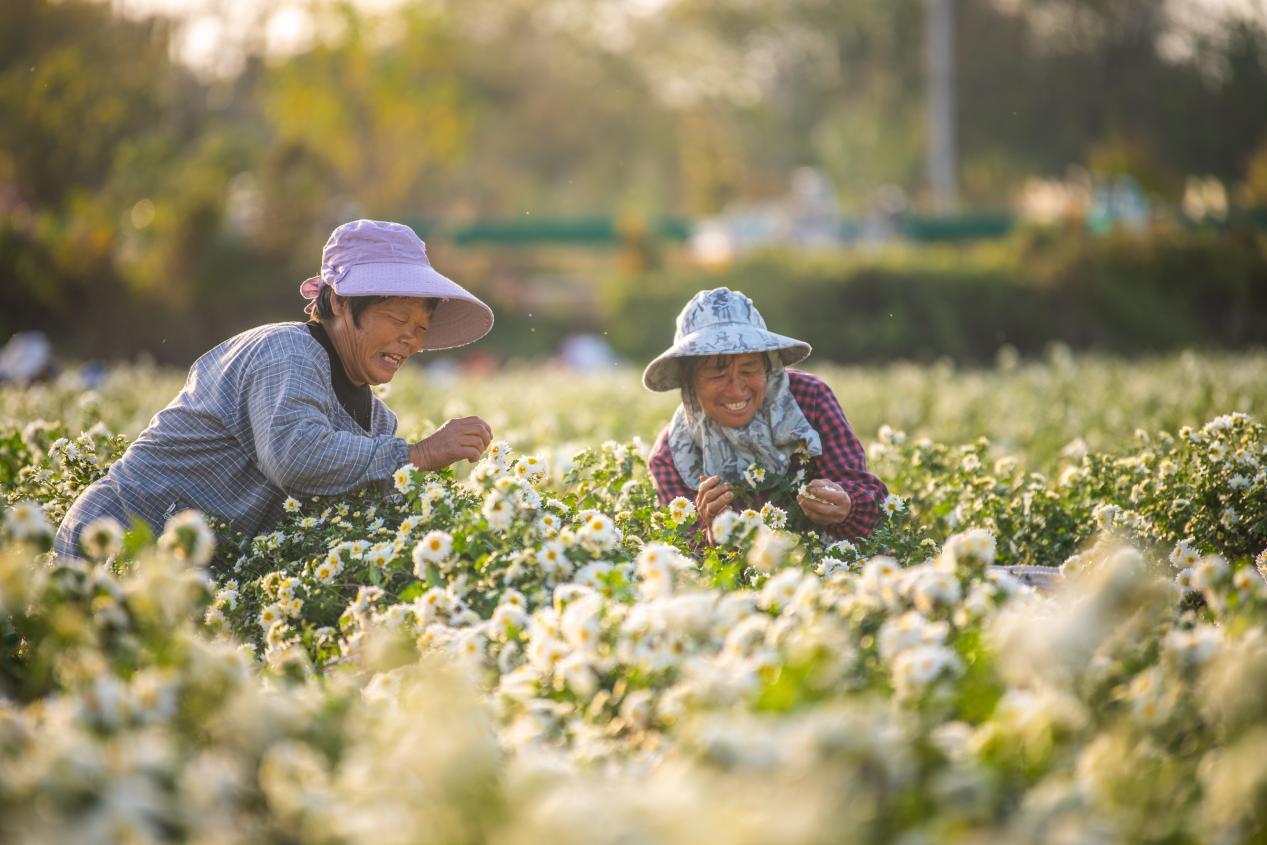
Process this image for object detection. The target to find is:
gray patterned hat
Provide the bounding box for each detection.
[642,287,812,391]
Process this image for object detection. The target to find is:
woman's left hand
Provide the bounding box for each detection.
[797,479,852,527]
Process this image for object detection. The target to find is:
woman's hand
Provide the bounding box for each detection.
[695,475,735,530]
[797,479,852,527]
[410,416,493,470]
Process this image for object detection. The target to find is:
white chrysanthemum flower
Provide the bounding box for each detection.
[492,603,528,639]
[413,530,453,566]
[343,540,371,560]
[1165,625,1222,666]
[215,587,239,611]
[816,556,851,577]
[748,527,795,573]
[314,559,341,584]
[513,454,548,480]
[913,570,963,614]
[482,491,515,531]
[366,542,394,568]
[4,500,52,542]
[1229,474,1250,491]
[1232,567,1260,597]
[827,539,859,559]
[893,644,961,696]
[571,561,612,591]
[619,689,656,729]
[561,595,603,652]
[556,652,599,697]
[879,611,950,661]
[79,515,124,560]
[283,497,301,514]
[1208,440,1228,462]
[1220,507,1239,529]
[526,633,569,674]
[204,605,227,628]
[1191,555,1231,591]
[536,512,562,535]
[881,494,906,516]
[961,454,981,472]
[939,528,996,572]
[536,541,573,582]
[636,544,677,597]
[393,465,415,494]
[486,440,512,467]
[759,502,787,530]
[723,615,771,658]
[419,481,446,507]
[667,496,696,524]
[758,568,804,611]
[578,513,619,553]
[1092,503,1121,531]
[159,509,215,566]
[1169,537,1201,570]
[743,463,767,486]
[259,603,285,630]
[878,424,906,445]
[711,511,740,544]
[451,630,486,664]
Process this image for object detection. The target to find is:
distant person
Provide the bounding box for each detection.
[643,287,887,542]
[56,220,494,560]
[0,331,57,386]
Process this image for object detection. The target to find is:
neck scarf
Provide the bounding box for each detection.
[667,359,822,491]
[306,321,372,432]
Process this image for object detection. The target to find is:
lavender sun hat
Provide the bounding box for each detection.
[299,219,494,350]
[642,287,811,391]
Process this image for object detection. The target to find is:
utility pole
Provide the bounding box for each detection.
[927,0,958,213]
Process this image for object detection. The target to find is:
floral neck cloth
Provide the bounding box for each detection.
[667,355,823,491]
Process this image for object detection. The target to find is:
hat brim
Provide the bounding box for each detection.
[304,262,494,350]
[641,327,811,391]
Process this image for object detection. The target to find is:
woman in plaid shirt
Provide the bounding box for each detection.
[643,288,887,543]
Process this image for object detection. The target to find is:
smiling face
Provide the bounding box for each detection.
[690,353,768,428]
[326,295,432,385]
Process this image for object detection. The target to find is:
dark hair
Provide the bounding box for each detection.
[313,287,440,326]
[686,352,773,378]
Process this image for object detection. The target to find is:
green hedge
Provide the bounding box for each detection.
[601,227,1267,365]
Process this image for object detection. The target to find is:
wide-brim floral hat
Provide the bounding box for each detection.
[642,287,812,391]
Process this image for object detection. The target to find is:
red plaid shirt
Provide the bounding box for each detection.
[648,370,887,539]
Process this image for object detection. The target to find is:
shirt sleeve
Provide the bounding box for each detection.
[244,351,410,496]
[649,427,696,506]
[790,371,888,539]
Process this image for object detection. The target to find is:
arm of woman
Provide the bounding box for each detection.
[246,352,410,496]
[649,429,734,544]
[789,372,888,539]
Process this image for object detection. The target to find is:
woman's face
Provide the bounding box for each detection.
[691,353,767,427]
[329,295,431,386]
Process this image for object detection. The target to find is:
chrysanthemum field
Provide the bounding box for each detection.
[3,349,1267,844]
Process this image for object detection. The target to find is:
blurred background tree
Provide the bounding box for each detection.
[1,0,1265,365]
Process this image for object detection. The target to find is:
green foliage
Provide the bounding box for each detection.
[602,228,1267,364]
[3,357,1267,841]
[3,0,1267,366]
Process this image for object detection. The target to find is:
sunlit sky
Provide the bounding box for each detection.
[112,0,1266,78]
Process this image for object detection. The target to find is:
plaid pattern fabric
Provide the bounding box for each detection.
[649,370,887,539]
[55,323,409,557]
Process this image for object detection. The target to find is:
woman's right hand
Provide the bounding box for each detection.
[695,475,735,530]
[410,416,493,470]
